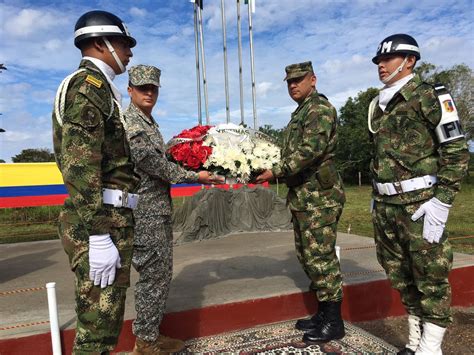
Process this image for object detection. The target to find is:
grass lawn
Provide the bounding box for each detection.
[1,180,473,254]
[269,179,474,254]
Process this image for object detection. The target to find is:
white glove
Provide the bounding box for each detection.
[411,197,451,243]
[89,234,122,288]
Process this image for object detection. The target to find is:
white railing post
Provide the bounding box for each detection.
[46,282,62,355]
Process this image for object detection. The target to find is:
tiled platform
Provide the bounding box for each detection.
[1,231,473,354]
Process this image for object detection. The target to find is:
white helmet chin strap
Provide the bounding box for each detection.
[103,37,126,74]
[381,55,408,84]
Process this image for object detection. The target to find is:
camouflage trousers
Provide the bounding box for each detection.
[372,200,453,327]
[58,210,133,354]
[291,205,344,302]
[132,215,173,342]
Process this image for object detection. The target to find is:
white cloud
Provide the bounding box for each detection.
[1,0,473,162]
[331,88,364,111]
[154,108,167,117]
[2,130,35,142]
[130,7,147,18]
[3,8,64,38]
[256,81,274,97]
[32,89,55,104]
[0,83,31,113]
[43,39,63,51]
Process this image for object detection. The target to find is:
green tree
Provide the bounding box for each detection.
[335,63,472,185]
[415,62,473,140]
[12,148,55,162]
[0,159,5,163]
[259,124,284,147]
[335,88,379,184]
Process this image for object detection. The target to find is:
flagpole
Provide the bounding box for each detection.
[193,2,202,125]
[220,0,230,123]
[197,2,210,124]
[236,0,245,125]
[247,0,258,129]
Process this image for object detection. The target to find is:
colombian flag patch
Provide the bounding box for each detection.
[85,75,102,88]
[443,99,454,112]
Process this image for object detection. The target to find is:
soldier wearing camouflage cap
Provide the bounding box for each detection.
[52,10,139,353]
[368,34,469,355]
[124,65,222,354]
[256,61,346,345]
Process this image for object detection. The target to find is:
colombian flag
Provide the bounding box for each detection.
[0,163,265,208]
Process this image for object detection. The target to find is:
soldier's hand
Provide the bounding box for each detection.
[197,171,225,185]
[89,234,122,288]
[254,169,274,184]
[411,197,451,243]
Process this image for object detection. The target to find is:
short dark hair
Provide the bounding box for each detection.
[78,37,103,52]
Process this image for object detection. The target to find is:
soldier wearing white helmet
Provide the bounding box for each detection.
[368,34,469,355]
[52,10,139,354]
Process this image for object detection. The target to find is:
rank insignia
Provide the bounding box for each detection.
[443,99,455,112]
[85,75,102,88]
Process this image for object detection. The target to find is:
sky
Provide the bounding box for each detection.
[0,0,473,162]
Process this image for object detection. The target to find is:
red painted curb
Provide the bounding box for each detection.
[1,265,473,355]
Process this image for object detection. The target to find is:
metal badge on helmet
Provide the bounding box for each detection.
[74,10,136,48]
[372,33,420,64]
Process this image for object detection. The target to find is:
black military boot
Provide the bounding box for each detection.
[396,348,415,355]
[295,301,327,332]
[303,301,345,344]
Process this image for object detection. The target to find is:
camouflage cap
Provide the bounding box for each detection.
[284,61,314,81]
[129,65,161,87]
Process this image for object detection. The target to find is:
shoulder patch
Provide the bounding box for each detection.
[79,105,101,129]
[85,75,102,89]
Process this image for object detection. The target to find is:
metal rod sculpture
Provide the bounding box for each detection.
[247,0,258,129]
[196,1,210,124]
[191,0,258,128]
[193,2,203,125]
[220,0,231,123]
[236,0,245,125]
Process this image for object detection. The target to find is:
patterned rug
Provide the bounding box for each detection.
[182,319,398,354]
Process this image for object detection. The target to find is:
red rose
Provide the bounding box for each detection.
[168,125,214,170]
[186,155,201,170]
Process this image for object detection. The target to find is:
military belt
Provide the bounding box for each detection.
[103,188,139,209]
[374,175,437,196]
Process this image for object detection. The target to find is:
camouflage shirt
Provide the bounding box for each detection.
[370,74,469,205]
[124,103,199,217]
[52,59,139,235]
[272,90,345,211]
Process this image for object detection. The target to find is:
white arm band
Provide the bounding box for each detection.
[434,87,464,144]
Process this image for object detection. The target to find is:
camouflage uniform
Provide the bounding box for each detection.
[272,62,346,303]
[53,59,139,353]
[370,74,469,327]
[123,65,199,342]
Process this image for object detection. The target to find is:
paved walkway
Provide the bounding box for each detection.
[1,231,473,340]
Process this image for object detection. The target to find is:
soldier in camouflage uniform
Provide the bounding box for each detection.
[52,11,139,354]
[255,61,346,344]
[368,34,469,355]
[124,65,222,355]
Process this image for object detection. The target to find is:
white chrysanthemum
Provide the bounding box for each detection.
[240,140,254,153]
[200,123,281,182]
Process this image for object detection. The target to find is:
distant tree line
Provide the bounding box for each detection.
[11,148,55,163]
